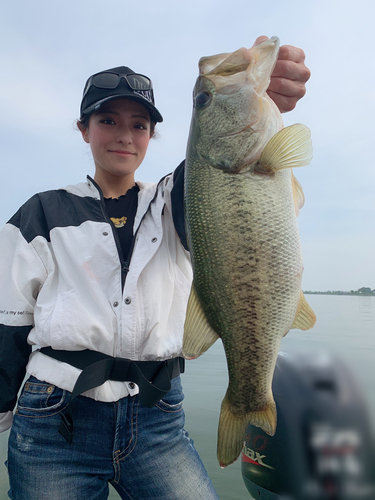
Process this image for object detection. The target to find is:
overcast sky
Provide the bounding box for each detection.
[1,0,374,292]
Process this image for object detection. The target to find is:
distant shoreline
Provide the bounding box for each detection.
[304,291,375,297]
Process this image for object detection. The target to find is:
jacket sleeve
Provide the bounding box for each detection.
[170,160,189,251]
[0,205,48,431]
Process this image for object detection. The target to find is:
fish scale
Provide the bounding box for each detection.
[187,165,301,400]
[183,37,315,467]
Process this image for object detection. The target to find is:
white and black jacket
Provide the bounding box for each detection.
[0,162,190,432]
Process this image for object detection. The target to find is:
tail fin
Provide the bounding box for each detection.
[217,393,277,468]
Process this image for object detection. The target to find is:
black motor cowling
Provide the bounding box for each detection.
[241,351,375,499]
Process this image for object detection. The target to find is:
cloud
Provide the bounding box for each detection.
[0,0,374,289]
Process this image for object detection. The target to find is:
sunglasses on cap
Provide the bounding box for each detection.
[82,72,152,98]
[82,71,153,99]
[80,66,163,122]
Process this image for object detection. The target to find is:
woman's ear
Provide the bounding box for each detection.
[77,121,90,144]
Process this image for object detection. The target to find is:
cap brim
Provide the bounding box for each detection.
[82,94,163,123]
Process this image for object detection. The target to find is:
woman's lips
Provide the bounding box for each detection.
[109,150,135,157]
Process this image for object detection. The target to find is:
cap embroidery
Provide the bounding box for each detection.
[133,89,153,103]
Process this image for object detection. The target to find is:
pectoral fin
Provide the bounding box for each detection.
[258,123,313,173]
[183,283,220,359]
[292,291,316,330]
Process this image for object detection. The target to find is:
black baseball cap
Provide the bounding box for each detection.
[80,66,163,123]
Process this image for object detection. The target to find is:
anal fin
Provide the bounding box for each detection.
[292,291,317,330]
[183,282,220,359]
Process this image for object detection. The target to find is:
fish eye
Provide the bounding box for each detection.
[194,91,211,108]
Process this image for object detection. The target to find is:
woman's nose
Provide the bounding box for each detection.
[116,127,132,144]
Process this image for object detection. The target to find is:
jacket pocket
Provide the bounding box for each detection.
[16,376,69,418]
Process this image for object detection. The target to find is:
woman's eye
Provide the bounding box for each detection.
[101,118,115,125]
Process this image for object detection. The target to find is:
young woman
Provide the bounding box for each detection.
[0,40,310,499]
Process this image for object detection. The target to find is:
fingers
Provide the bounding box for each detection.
[270,45,310,113]
[267,71,308,113]
[253,39,307,66]
[253,35,269,46]
[267,90,303,113]
[277,44,308,64]
[251,36,311,113]
[268,73,307,98]
[271,48,311,83]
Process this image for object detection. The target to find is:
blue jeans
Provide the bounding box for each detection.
[7,376,219,499]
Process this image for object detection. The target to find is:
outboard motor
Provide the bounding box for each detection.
[242,351,375,499]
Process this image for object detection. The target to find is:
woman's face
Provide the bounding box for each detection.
[80,99,152,184]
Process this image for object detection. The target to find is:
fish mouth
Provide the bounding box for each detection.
[198,37,280,94]
[199,47,253,79]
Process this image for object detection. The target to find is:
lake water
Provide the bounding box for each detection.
[0,294,374,499]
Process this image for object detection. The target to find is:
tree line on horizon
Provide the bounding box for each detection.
[304,287,375,296]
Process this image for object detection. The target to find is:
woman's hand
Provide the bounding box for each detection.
[254,36,311,113]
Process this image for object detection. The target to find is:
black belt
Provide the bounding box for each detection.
[40,347,185,444]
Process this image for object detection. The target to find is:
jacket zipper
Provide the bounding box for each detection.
[88,177,128,290]
[87,176,166,291]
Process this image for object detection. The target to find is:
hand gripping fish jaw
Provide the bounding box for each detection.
[191,38,285,174]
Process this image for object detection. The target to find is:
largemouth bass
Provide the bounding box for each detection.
[183,37,316,468]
